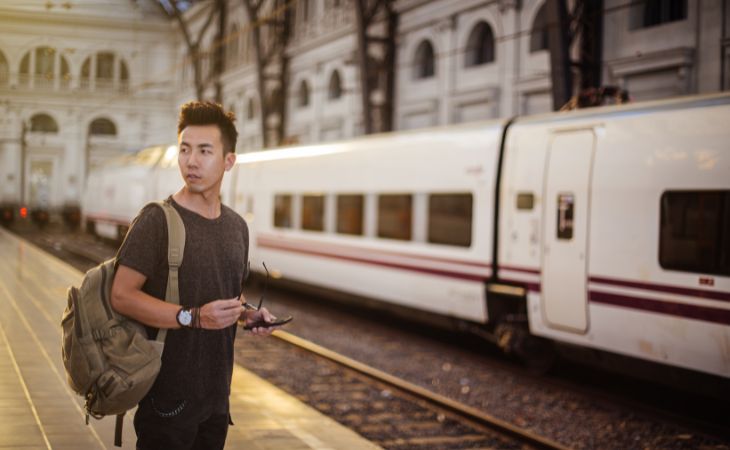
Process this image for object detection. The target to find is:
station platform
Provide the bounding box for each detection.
[0,227,382,450]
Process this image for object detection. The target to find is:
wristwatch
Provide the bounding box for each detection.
[176,307,192,327]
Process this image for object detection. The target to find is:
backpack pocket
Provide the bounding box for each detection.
[90,320,162,416]
[62,287,98,395]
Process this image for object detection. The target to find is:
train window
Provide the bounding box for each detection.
[428,193,472,247]
[556,193,574,240]
[377,194,412,241]
[659,191,730,276]
[302,194,325,231]
[337,194,364,235]
[516,192,534,210]
[273,194,292,228]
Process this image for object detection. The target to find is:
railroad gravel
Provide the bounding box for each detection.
[237,284,730,450]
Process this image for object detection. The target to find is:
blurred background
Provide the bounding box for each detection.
[0,0,728,218]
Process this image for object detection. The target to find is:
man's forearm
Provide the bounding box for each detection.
[111,288,181,329]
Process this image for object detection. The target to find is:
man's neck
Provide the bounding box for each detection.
[173,187,222,219]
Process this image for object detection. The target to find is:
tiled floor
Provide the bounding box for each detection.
[0,227,381,450]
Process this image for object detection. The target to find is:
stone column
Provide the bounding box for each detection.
[437,17,456,125]
[499,0,520,118]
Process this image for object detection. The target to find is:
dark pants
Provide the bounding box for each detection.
[134,397,230,450]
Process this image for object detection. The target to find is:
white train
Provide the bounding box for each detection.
[83,93,730,382]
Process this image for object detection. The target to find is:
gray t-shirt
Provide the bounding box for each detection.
[116,196,249,413]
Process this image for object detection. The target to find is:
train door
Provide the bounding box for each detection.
[541,130,595,333]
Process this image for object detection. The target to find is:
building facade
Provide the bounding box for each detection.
[1,0,728,213]
[0,0,178,213]
[206,0,728,151]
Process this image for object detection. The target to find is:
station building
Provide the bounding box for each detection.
[1,0,728,213]
[0,0,177,214]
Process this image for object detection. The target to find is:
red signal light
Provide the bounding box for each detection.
[20,207,28,219]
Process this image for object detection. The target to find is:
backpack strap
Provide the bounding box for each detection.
[154,199,186,345]
[114,414,124,447]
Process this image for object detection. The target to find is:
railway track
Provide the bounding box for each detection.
[271,330,569,449]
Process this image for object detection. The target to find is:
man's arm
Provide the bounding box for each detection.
[111,264,244,330]
[111,265,182,329]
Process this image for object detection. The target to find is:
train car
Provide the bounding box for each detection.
[81,93,730,382]
[497,94,730,379]
[82,143,232,242]
[232,121,504,325]
[231,93,729,381]
[83,145,178,241]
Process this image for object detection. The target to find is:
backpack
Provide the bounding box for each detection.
[61,200,185,447]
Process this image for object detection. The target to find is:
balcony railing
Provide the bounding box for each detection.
[15,73,72,91]
[8,73,129,94]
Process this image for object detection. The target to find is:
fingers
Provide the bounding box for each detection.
[259,307,276,322]
[246,307,278,336]
[200,299,244,329]
[220,298,243,309]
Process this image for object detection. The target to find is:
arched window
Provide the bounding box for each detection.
[81,59,91,87]
[120,60,129,90]
[96,52,114,79]
[298,80,310,107]
[18,47,70,88]
[30,113,59,133]
[414,40,435,79]
[89,118,117,136]
[35,46,55,78]
[80,52,130,91]
[328,70,342,100]
[530,3,548,53]
[465,21,495,67]
[0,51,8,85]
[639,0,687,28]
[247,97,258,120]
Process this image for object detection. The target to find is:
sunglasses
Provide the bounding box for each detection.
[240,261,269,312]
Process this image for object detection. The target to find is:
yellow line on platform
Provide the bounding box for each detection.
[0,277,107,450]
[0,322,52,450]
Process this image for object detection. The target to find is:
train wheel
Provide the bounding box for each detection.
[495,322,556,374]
[31,209,50,228]
[0,206,14,226]
[62,206,81,229]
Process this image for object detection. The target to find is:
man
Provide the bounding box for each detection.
[111,101,275,449]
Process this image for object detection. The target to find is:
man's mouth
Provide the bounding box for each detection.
[186,174,201,181]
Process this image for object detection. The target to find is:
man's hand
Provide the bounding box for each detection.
[242,307,277,336]
[199,298,244,329]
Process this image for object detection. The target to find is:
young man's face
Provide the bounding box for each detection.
[177,124,235,195]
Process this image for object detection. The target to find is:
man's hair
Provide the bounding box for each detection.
[177,101,238,154]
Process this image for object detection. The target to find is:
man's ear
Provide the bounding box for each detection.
[224,151,236,171]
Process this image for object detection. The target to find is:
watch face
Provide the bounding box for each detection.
[178,309,192,326]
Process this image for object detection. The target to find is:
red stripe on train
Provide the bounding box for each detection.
[589,291,730,326]
[257,239,490,282]
[589,276,730,302]
[257,233,492,269]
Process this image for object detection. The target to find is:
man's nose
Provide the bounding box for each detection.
[187,151,199,166]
